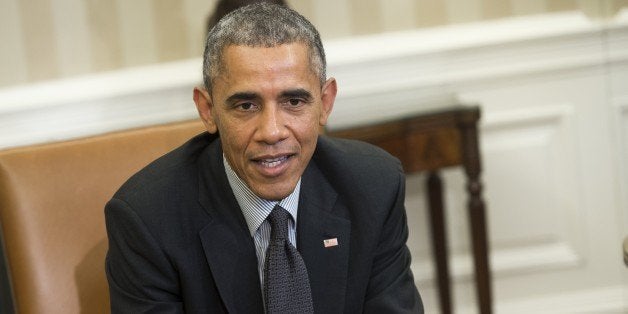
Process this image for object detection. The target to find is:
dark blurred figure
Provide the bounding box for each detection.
[207,0,287,32]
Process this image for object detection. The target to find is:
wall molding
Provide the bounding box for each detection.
[411,241,580,284]
[0,11,627,149]
[465,285,627,314]
[411,103,582,283]
[481,104,574,131]
[613,95,628,238]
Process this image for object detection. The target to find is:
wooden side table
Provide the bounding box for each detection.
[330,106,492,314]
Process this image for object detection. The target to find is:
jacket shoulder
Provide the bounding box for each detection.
[112,132,215,201]
[315,135,402,175]
[313,136,403,200]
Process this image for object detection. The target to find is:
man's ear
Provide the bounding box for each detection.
[193,86,218,134]
[319,78,337,126]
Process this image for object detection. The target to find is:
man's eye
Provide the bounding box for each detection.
[238,102,255,110]
[288,99,303,106]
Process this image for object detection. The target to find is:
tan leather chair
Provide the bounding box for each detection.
[0,120,205,313]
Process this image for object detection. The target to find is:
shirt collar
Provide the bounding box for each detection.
[223,155,300,237]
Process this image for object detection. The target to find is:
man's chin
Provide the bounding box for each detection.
[252,183,296,201]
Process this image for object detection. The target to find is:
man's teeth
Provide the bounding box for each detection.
[260,156,288,167]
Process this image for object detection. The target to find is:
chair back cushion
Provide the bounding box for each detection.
[0,120,205,313]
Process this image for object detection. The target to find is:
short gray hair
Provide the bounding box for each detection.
[202,3,326,92]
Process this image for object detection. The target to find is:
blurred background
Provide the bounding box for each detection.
[2,0,627,87]
[1,0,627,313]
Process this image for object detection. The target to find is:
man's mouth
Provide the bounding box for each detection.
[254,154,293,168]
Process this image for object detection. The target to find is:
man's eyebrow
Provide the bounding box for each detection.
[226,92,258,103]
[280,89,313,100]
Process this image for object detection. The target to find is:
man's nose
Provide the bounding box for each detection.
[255,105,289,144]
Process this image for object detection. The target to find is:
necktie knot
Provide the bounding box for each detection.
[268,205,290,240]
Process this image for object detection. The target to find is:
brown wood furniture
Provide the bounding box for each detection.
[330,105,492,314]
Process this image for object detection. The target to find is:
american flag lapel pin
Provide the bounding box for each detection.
[323,238,338,248]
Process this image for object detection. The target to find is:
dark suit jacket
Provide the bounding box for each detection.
[105,133,423,313]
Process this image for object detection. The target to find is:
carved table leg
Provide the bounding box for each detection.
[467,182,491,314]
[460,111,492,314]
[427,171,451,314]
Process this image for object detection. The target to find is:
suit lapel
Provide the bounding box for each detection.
[298,161,351,313]
[197,139,264,313]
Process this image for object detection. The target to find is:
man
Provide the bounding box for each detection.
[105,3,422,313]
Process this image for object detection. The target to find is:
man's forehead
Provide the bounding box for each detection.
[206,42,322,97]
[221,42,309,59]
[217,43,314,77]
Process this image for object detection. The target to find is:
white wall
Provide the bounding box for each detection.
[1,9,627,313]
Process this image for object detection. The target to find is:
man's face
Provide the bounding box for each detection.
[194,43,336,200]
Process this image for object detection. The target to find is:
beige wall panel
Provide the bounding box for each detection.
[577,0,604,19]
[600,0,628,17]
[115,0,158,66]
[0,0,28,87]
[50,0,92,77]
[615,0,628,10]
[547,0,577,11]
[481,0,513,19]
[576,0,627,18]
[85,0,123,72]
[445,0,482,24]
[183,0,217,57]
[0,0,606,88]
[612,0,628,17]
[381,0,418,32]
[312,0,353,39]
[511,0,547,16]
[287,0,315,24]
[349,0,382,35]
[415,0,448,27]
[153,0,190,62]
[18,0,60,82]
